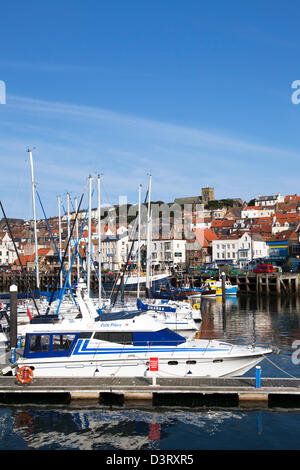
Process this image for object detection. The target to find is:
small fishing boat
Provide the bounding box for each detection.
[136,298,199,333]
[115,272,172,292]
[138,298,202,323]
[203,279,237,296]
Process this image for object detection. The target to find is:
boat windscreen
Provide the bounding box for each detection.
[132,328,186,346]
[95,310,144,322]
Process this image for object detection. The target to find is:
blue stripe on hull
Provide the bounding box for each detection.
[72,339,230,356]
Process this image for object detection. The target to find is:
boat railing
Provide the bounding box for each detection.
[202,340,212,355]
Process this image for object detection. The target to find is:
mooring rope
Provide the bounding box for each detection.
[263,354,298,379]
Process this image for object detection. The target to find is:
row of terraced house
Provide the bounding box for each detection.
[1,190,300,274]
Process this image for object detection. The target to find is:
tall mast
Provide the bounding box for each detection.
[150,207,153,287]
[137,183,142,298]
[75,196,80,281]
[146,174,152,290]
[28,149,40,289]
[67,193,71,271]
[87,175,93,296]
[58,195,62,289]
[97,174,102,308]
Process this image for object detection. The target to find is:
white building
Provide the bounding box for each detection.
[92,235,186,271]
[254,193,284,207]
[241,206,275,219]
[93,235,129,271]
[212,232,268,268]
[0,233,17,266]
[152,239,186,268]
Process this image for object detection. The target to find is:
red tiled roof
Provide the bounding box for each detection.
[274,212,300,219]
[284,195,300,202]
[254,217,273,224]
[193,228,218,247]
[38,248,50,256]
[266,229,298,242]
[14,254,35,266]
[211,219,235,228]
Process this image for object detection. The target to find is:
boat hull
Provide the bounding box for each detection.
[13,342,272,379]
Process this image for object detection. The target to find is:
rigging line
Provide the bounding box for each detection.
[36,191,77,306]
[99,179,114,208]
[119,250,138,303]
[45,191,85,315]
[0,200,40,316]
[61,191,94,281]
[55,207,89,315]
[60,207,88,283]
[111,188,149,307]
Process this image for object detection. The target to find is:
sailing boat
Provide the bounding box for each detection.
[133,176,200,331]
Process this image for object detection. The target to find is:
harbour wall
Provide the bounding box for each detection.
[0,272,300,297]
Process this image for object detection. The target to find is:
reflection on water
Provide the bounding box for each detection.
[1,405,300,450]
[193,296,300,379]
[1,295,300,450]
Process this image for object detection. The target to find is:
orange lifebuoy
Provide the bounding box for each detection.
[16,366,33,384]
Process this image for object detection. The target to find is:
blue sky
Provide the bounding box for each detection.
[1,0,300,219]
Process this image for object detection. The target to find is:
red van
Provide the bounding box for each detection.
[253,264,274,273]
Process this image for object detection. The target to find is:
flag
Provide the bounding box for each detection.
[27,307,32,321]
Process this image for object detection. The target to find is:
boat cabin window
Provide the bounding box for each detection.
[93,332,133,344]
[52,334,76,352]
[29,334,50,353]
[25,333,79,358]
[79,332,92,339]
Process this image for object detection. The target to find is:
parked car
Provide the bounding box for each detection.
[253,264,274,273]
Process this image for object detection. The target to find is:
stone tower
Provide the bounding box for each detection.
[201,187,214,203]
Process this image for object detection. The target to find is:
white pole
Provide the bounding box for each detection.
[28,149,40,289]
[58,195,62,289]
[146,174,152,290]
[75,196,80,281]
[150,208,153,287]
[67,193,71,271]
[97,174,102,308]
[87,175,93,296]
[137,184,142,299]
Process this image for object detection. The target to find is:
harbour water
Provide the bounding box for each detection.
[1,295,300,451]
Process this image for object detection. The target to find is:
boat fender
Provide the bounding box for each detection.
[16,366,33,385]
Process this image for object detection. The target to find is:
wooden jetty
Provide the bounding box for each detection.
[178,272,300,297]
[1,375,300,408]
[231,273,300,296]
[1,271,300,297]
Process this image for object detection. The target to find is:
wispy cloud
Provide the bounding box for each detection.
[7,94,300,158]
[0,93,299,218]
